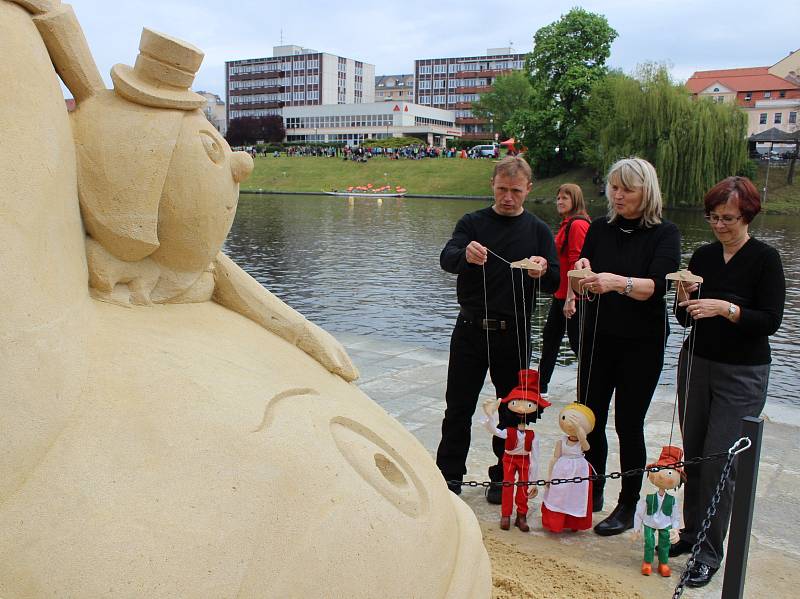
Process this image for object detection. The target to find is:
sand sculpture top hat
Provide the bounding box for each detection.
[111,28,206,110]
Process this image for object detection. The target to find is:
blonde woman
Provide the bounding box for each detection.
[571,157,681,536]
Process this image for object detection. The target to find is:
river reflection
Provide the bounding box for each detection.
[225,193,799,408]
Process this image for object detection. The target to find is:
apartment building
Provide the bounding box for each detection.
[375,74,414,102]
[225,45,375,128]
[414,48,525,139]
[687,49,800,137]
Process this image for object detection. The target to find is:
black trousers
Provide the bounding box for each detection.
[677,352,769,568]
[538,298,581,392]
[578,332,665,505]
[436,314,531,483]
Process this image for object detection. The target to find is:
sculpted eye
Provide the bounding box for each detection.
[200,130,224,164]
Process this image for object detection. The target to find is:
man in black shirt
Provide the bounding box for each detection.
[436,156,559,501]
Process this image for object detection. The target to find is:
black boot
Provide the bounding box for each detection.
[592,488,604,513]
[594,501,636,536]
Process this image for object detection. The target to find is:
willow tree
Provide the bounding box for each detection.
[582,65,749,205]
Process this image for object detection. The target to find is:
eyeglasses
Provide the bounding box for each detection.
[704,214,743,225]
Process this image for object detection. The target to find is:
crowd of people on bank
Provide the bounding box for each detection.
[436,155,785,589]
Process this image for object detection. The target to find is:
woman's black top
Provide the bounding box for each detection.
[675,237,785,365]
[580,216,681,340]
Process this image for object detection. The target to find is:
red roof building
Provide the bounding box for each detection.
[686,50,800,137]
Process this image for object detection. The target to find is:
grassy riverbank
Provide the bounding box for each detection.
[242,156,597,200]
[242,156,799,212]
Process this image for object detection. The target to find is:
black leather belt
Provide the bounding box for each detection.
[458,313,510,331]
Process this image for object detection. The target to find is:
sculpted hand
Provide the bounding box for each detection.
[465,241,488,265]
[526,255,548,279]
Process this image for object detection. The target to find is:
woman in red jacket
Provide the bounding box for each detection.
[538,184,590,397]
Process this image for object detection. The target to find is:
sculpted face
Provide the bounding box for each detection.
[153,110,253,273]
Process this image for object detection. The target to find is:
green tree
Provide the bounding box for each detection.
[472,71,533,138]
[512,7,617,177]
[582,64,749,205]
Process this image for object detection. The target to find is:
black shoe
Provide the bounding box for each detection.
[486,482,502,505]
[446,480,462,495]
[592,492,604,513]
[593,502,635,536]
[669,539,693,558]
[685,561,718,588]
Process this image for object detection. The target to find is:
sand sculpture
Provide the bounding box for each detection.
[0,1,491,595]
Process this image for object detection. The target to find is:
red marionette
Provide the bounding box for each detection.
[483,368,551,532]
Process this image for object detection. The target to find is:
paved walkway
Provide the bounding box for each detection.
[338,332,798,598]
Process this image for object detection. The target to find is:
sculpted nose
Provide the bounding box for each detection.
[231,151,254,183]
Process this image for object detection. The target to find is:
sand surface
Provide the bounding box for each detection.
[485,529,644,599]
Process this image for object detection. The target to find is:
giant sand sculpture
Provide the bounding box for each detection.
[0,1,491,595]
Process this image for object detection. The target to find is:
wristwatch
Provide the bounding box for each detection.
[727,303,738,320]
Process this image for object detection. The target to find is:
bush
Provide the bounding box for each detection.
[737,159,758,180]
[361,136,425,149]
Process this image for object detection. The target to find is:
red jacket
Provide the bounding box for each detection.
[554,216,590,299]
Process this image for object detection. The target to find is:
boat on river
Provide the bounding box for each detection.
[326,184,407,198]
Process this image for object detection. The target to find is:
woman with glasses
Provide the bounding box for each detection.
[670,176,785,588]
[571,157,681,536]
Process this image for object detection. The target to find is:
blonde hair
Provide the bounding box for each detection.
[561,403,596,433]
[492,155,532,183]
[557,183,588,218]
[605,157,663,227]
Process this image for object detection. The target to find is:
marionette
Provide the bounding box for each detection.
[483,368,550,532]
[634,445,684,577]
[541,402,595,532]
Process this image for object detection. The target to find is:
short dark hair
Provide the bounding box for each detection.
[492,155,532,183]
[704,176,761,223]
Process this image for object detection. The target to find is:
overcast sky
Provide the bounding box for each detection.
[59,0,799,98]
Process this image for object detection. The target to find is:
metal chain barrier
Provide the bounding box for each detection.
[672,437,752,599]
[448,452,729,490]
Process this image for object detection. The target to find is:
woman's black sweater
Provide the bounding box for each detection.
[580,216,681,340]
[675,237,785,365]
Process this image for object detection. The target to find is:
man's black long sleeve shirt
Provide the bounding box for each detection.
[440,207,559,319]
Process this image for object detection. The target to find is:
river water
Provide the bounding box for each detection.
[224,193,799,412]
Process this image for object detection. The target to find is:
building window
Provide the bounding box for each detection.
[764,91,771,98]
[774,113,782,124]
[790,111,797,124]
[759,113,767,125]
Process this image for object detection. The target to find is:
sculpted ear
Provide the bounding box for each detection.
[72,92,182,261]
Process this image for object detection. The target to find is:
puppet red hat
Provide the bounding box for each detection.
[649,445,684,473]
[500,369,551,408]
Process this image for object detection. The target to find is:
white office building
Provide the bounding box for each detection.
[283,101,461,146]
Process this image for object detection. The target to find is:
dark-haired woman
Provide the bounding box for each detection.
[671,176,785,588]
[538,184,590,397]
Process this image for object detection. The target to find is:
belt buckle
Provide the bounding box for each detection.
[482,318,507,331]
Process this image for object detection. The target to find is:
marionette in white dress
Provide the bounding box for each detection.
[483,369,550,532]
[541,403,595,532]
